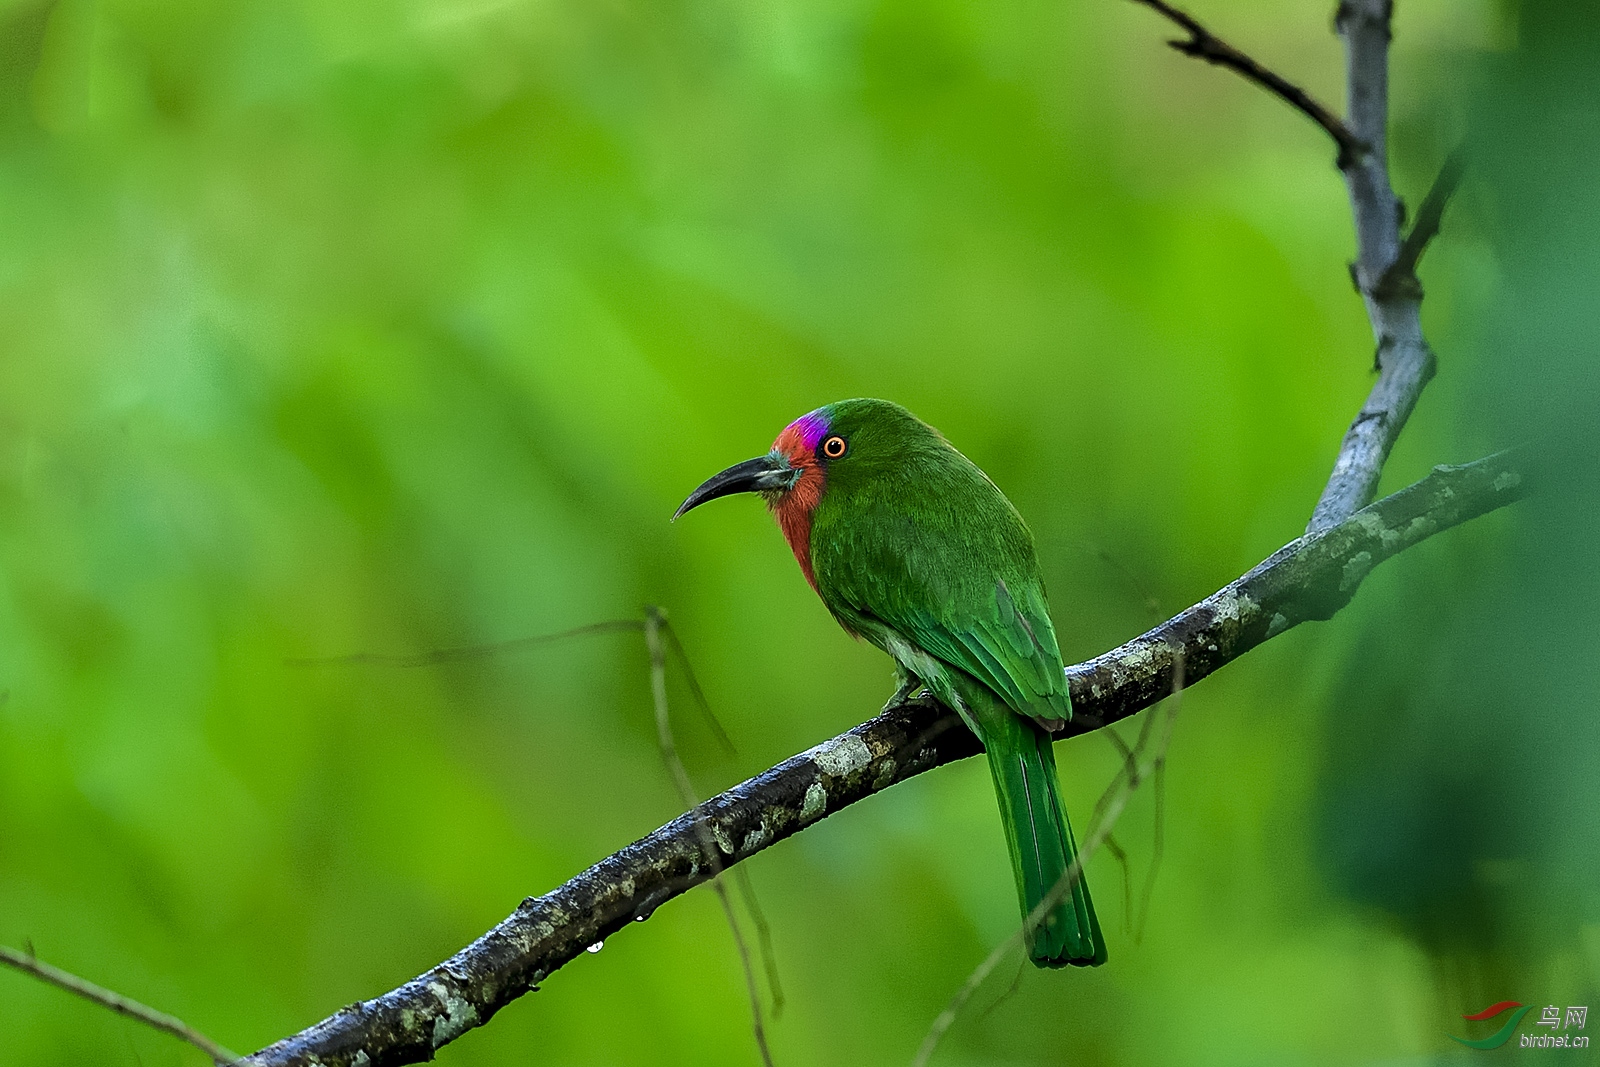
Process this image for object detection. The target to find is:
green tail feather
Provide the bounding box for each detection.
[965,685,1106,968]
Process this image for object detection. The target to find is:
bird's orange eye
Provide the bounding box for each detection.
[822,435,847,459]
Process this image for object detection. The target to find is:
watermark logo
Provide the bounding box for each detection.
[1450,1001,1588,1050]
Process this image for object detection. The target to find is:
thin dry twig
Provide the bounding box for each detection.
[1100,833,1134,934]
[284,619,646,668]
[1089,703,1157,832]
[732,865,787,1017]
[644,608,776,1067]
[1375,147,1468,301]
[1129,0,1367,166]
[650,611,783,1011]
[661,622,739,756]
[1135,749,1167,943]
[1098,714,1166,938]
[0,944,240,1065]
[977,961,1029,1021]
[1069,543,1165,621]
[289,616,741,757]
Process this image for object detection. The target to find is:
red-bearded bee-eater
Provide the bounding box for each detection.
[674,398,1106,968]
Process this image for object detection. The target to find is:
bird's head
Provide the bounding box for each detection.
[672,398,932,522]
[674,399,942,587]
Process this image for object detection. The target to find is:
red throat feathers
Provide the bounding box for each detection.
[769,423,826,589]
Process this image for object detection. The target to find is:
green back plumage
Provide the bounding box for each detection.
[801,399,1105,968]
[808,399,1072,730]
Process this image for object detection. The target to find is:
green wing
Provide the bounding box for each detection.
[810,453,1073,728]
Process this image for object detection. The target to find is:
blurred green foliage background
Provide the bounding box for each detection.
[1,0,1595,1063]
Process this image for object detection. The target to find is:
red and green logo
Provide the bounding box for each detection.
[1451,1002,1533,1049]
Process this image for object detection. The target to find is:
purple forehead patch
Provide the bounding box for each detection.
[778,409,829,452]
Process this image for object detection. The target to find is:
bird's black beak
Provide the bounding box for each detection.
[673,453,797,521]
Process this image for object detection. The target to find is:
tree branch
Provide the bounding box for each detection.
[1129,0,1367,166]
[242,447,1531,1067]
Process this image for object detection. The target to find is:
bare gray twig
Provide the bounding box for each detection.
[0,944,240,1065]
[662,621,740,756]
[1135,749,1168,943]
[1306,0,1435,531]
[1129,0,1366,165]
[1376,147,1468,301]
[1098,708,1171,943]
[290,615,742,758]
[732,864,787,1017]
[284,619,647,668]
[1099,832,1135,933]
[240,447,1530,1067]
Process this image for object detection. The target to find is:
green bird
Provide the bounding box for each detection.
[675,398,1105,968]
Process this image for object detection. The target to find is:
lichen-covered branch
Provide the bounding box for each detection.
[242,447,1530,1067]
[1065,448,1527,723]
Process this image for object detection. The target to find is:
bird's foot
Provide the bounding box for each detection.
[881,678,923,713]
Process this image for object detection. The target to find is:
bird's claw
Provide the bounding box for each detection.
[881,678,923,713]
